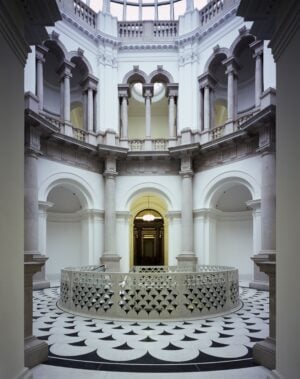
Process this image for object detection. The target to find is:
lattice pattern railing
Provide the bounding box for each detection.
[59,265,239,320]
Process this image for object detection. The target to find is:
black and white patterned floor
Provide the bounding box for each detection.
[33,286,269,373]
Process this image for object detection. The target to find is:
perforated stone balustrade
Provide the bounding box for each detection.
[59,265,240,320]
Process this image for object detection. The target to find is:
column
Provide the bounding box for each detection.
[24,125,48,367]
[223,57,240,120]
[166,84,178,138]
[198,73,216,131]
[250,40,264,107]
[102,0,111,13]
[199,87,204,131]
[101,157,121,272]
[250,124,275,290]
[118,84,130,139]
[177,155,197,270]
[57,60,75,123]
[143,84,154,140]
[81,75,98,132]
[35,45,48,111]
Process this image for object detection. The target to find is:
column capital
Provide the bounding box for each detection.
[222,56,241,76]
[36,45,48,62]
[180,154,194,177]
[57,59,75,80]
[118,84,130,98]
[198,73,217,90]
[143,83,154,98]
[166,83,179,98]
[38,201,54,212]
[250,40,264,58]
[81,74,98,92]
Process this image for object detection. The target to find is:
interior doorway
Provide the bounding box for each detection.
[133,209,164,266]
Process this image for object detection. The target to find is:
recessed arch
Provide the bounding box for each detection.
[68,50,93,75]
[202,171,260,209]
[230,31,256,56]
[204,48,230,73]
[39,172,97,210]
[148,69,174,84]
[123,68,148,84]
[43,39,67,61]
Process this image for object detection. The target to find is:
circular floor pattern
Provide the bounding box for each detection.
[33,286,269,373]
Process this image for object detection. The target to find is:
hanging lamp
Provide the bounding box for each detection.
[142,196,155,221]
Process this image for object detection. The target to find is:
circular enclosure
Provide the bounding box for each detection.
[59,265,240,320]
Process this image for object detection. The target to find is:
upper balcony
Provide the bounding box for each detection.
[57,0,239,42]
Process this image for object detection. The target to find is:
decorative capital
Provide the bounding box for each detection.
[36,45,48,62]
[143,83,154,98]
[25,125,41,156]
[57,59,75,79]
[258,123,275,154]
[81,74,98,92]
[118,84,130,98]
[198,73,217,90]
[250,40,264,58]
[166,83,179,98]
[222,56,241,76]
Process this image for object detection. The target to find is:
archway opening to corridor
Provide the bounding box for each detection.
[133,209,164,266]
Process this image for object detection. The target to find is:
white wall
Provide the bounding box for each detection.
[47,217,81,278]
[216,214,253,279]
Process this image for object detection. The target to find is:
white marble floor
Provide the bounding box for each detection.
[31,284,271,377]
[31,364,273,378]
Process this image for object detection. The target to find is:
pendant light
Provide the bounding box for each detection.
[142,196,155,221]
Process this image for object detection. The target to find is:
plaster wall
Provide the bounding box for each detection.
[0,29,26,379]
[47,218,81,278]
[216,214,253,279]
[44,84,61,115]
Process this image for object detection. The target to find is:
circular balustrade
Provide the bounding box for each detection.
[59,265,240,320]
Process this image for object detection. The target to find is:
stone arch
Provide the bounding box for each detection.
[229,31,256,56]
[43,39,67,61]
[148,68,174,84]
[39,172,96,210]
[123,182,174,211]
[123,68,148,84]
[204,47,230,72]
[68,50,93,75]
[202,170,260,209]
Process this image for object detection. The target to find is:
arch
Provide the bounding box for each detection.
[43,39,67,61]
[202,170,260,209]
[148,68,174,84]
[204,47,230,72]
[123,68,148,84]
[123,182,174,211]
[39,172,97,210]
[230,31,256,56]
[68,50,93,75]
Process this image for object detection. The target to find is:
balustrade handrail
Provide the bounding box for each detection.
[59,265,240,320]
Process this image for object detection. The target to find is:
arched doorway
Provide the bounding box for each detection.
[133,209,164,266]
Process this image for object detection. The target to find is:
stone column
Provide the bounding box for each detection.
[177,155,197,270]
[223,57,240,121]
[81,74,98,132]
[143,84,154,139]
[102,0,111,13]
[251,124,276,290]
[252,252,276,370]
[199,86,204,131]
[186,0,194,12]
[25,127,50,287]
[250,40,264,107]
[35,45,48,111]
[198,73,216,131]
[57,60,75,123]
[101,156,121,271]
[166,83,178,138]
[118,84,130,139]
[24,125,48,367]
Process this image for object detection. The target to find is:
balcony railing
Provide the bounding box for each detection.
[128,138,169,151]
[118,20,178,40]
